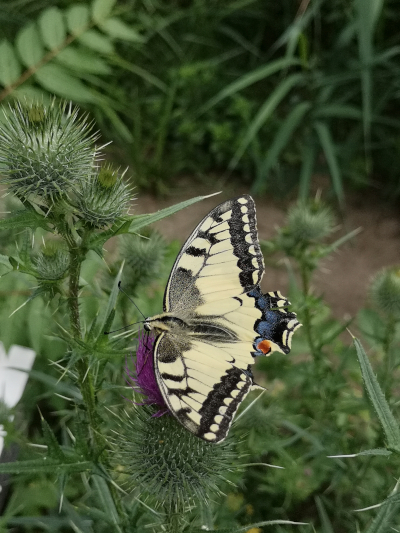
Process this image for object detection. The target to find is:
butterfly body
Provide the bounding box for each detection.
[144,195,301,443]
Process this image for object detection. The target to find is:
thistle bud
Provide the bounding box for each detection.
[115,332,237,516]
[370,267,400,316]
[114,406,236,514]
[122,233,166,294]
[286,201,335,243]
[75,165,132,228]
[35,243,69,281]
[0,101,97,204]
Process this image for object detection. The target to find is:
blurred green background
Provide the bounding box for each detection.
[1,0,400,532]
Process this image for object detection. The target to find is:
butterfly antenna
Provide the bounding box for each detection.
[118,281,147,320]
[104,321,144,335]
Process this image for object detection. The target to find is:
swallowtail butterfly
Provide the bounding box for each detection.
[143,195,301,443]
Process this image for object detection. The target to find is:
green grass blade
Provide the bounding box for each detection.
[253,101,311,194]
[298,139,316,201]
[314,121,344,208]
[230,73,304,169]
[353,336,400,453]
[315,496,334,533]
[355,0,384,140]
[200,57,300,114]
[92,475,122,533]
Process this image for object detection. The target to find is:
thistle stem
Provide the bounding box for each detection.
[300,262,321,374]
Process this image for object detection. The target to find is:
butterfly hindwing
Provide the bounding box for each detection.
[153,333,253,443]
[249,287,302,356]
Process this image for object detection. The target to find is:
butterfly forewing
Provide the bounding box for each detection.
[163,195,264,315]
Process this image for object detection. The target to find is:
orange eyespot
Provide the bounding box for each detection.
[257,340,271,354]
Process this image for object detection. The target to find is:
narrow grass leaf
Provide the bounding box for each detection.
[231,73,304,169]
[298,139,316,201]
[314,104,363,120]
[314,121,344,208]
[95,261,124,342]
[200,57,300,114]
[92,475,122,532]
[0,40,21,86]
[315,496,334,533]
[353,336,400,453]
[253,101,311,193]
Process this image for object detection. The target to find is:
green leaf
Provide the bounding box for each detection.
[34,64,94,102]
[231,73,304,168]
[0,39,21,86]
[66,5,90,35]
[95,262,124,342]
[16,22,45,68]
[0,459,93,475]
[78,30,114,54]
[298,139,316,201]
[253,101,311,194]
[92,0,117,23]
[315,496,334,533]
[38,7,66,50]
[314,104,363,120]
[314,121,344,208]
[353,336,400,453]
[200,57,300,113]
[56,46,111,74]
[100,18,144,42]
[0,210,51,231]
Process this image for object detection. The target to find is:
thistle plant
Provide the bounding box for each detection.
[0,101,252,532]
[368,267,400,392]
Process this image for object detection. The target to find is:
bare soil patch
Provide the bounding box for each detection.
[134,184,400,320]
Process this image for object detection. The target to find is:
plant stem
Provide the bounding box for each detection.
[383,313,396,395]
[300,262,320,373]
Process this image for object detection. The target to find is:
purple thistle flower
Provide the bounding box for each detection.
[125,330,168,417]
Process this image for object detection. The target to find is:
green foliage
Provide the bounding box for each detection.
[1,0,400,199]
[1,101,400,532]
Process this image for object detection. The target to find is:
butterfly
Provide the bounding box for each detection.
[143,195,301,443]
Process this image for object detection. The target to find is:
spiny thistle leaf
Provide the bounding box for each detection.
[353,336,400,453]
[0,101,97,204]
